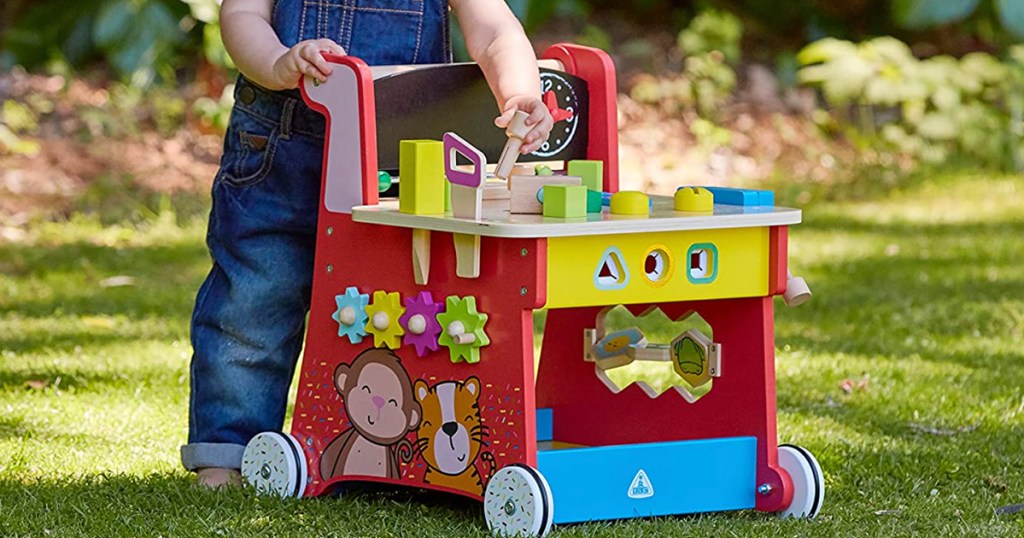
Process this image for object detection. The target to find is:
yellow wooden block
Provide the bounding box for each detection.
[399,140,445,215]
[610,191,650,216]
[545,227,769,308]
[674,187,714,212]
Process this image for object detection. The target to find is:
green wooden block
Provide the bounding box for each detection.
[399,140,445,215]
[535,164,554,176]
[568,160,604,192]
[542,185,587,218]
[586,188,603,213]
[444,179,451,213]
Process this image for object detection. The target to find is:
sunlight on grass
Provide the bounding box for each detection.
[1,173,1023,536]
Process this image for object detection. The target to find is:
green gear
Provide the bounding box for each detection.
[436,295,490,363]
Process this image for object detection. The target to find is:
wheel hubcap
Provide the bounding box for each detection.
[260,463,272,480]
[503,500,517,516]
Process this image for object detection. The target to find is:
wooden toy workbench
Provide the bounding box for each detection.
[239,44,824,537]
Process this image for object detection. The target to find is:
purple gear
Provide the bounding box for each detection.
[399,291,444,357]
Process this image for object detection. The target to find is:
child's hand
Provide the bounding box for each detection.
[495,96,554,154]
[270,39,346,89]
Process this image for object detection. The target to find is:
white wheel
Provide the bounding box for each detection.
[484,464,554,537]
[241,431,308,499]
[778,444,824,519]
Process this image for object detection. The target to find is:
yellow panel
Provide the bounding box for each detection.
[545,227,769,308]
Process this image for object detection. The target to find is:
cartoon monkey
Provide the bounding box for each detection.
[319,348,421,481]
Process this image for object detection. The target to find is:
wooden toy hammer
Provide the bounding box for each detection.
[494,110,531,180]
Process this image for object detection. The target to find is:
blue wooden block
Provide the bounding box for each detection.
[536,408,553,442]
[702,187,775,207]
[537,436,756,524]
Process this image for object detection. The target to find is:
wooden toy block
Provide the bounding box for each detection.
[567,159,604,192]
[482,181,511,201]
[509,175,581,214]
[535,164,554,176]
[511,164,535,180]
[610,191,650,216]
[398,140,445,215]
[542,184,587,219]
[704,187,774,207]
[495,110,531,180]
[586,189,603,213]
[674,186,714,212]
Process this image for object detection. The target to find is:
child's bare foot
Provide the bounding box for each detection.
[196,467,242,489]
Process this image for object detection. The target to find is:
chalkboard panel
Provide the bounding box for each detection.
[374,64,590,173]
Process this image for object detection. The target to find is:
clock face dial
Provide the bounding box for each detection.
[534,72,581,158]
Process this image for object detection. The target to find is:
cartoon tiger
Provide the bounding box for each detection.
[413,376,495,496]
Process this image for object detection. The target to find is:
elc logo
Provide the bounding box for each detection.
[627,469,655,499]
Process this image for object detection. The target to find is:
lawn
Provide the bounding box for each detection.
[0,172,1022,537]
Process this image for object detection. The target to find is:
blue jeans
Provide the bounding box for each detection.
[181,78,327,470]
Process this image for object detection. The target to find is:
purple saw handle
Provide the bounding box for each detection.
[443,132,487,189]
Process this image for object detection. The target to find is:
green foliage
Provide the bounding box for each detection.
[799,36,1024,169]
[677,9,742,64]
[894,0,1024,37]
[631,9,741,124]
[2,0,228,86]
[0,98,42,156]
[192,84,235,133]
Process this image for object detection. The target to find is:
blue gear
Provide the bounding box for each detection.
[332,286,369,344]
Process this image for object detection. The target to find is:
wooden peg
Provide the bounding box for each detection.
[412,228,430,285]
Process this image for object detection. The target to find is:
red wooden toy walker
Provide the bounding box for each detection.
[238,44,822,537]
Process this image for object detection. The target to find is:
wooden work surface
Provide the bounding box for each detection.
[351,195,801,238]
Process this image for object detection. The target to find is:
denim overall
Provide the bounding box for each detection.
[181,0,451,471]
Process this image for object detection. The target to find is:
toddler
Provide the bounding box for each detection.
[183,0,554,488]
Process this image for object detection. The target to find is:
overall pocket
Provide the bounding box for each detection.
[215,108,281,188]
[346,0,425,64]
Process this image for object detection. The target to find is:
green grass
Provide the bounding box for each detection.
[1,172,1022,537]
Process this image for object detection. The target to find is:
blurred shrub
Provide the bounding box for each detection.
[798,36,1024,169]
[3,0,225,86]
[631,10,741,120]
[894,0,1024,37]
[0,99,42,156]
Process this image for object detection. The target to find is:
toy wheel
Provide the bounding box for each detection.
[241,431,308,499]
[484,464,554,537]
[777,444,825,519]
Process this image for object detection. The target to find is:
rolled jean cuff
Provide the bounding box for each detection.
[181,442,246,471]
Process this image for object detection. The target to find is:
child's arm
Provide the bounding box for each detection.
[450,0,553,154]
[220,0,346,90]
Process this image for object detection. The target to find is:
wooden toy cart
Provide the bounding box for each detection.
[239,44,824,536]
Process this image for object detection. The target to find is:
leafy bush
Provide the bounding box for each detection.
[798,36,1024,169]
[630,9,741,120]
[894,0,1024,37]
[3,0,225,86]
